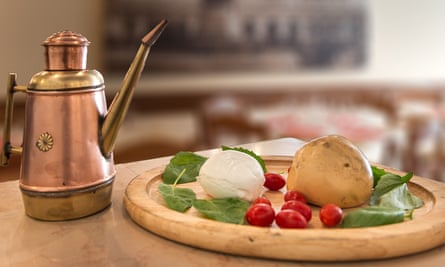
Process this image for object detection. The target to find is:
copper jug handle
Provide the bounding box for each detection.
[1,73,26,166]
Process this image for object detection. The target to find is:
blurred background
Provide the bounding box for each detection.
[1,0,445,182]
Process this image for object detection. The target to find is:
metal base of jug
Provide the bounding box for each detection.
[20,178,114,221]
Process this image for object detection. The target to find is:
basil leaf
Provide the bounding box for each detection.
[401,172,414,183]
[162,152,207,184]
[369,171,414,205]
[370,173,403,204]
[221,145,267,173]
[158,183,196,212]
[193,198,250,224]
[371,165,386,187]
[342,207,405,228]
[377,183,424,210]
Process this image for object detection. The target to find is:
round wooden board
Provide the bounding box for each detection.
[124,156,445,261]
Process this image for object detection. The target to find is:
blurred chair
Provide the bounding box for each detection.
[396,100,444,181]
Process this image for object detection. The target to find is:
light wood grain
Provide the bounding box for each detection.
[124,156,445,261]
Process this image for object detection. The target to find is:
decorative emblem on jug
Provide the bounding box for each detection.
[36,132,54,152]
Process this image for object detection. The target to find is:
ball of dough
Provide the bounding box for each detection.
[287,135,373,208]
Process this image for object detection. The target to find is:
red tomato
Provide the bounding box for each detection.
[275,209,308,229]
[281,200,312,222]
[283,190,307,203]
[264,172,286,191]
[252,196,272,206]
[319,204,343,227]
[245,203,275,227]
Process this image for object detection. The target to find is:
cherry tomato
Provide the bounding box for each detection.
[319,204,343,227]
[252,196,272,206]
[284,190,307,203]
[245,203,275,227]
[281,200,312,222]
[275,209,307,229]
[264,172,286,191]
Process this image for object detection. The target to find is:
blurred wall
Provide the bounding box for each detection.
[369,0,445,82]
[0,0,105,87]
[1,0,445,98]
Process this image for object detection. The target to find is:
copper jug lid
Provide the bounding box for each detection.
[43,30,90,71]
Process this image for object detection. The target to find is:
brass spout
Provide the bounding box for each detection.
[101,19,168,157]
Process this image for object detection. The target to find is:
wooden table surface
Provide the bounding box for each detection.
[1,138,444,267]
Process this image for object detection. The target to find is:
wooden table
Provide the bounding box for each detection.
[1,138,444,267]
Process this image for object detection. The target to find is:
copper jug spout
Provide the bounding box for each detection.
[100,19,168,157]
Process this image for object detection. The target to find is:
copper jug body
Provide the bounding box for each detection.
[19,70,115,220]
[1,21,167,221]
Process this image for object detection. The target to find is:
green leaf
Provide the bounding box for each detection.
[162,152,207,184]
[370,173,404,204]
[369,171,414,205]
[193,198,251,224]
[371,165,386,187]
[370,167,423,213]
[158,183,196,212]
[221,145,267,173]
[400,172,414,183]
[377,183,424,210]
[341,207,405,228]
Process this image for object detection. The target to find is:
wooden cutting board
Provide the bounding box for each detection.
[124,156,445,261]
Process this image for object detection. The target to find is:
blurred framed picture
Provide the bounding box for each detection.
[105,0,368,73]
